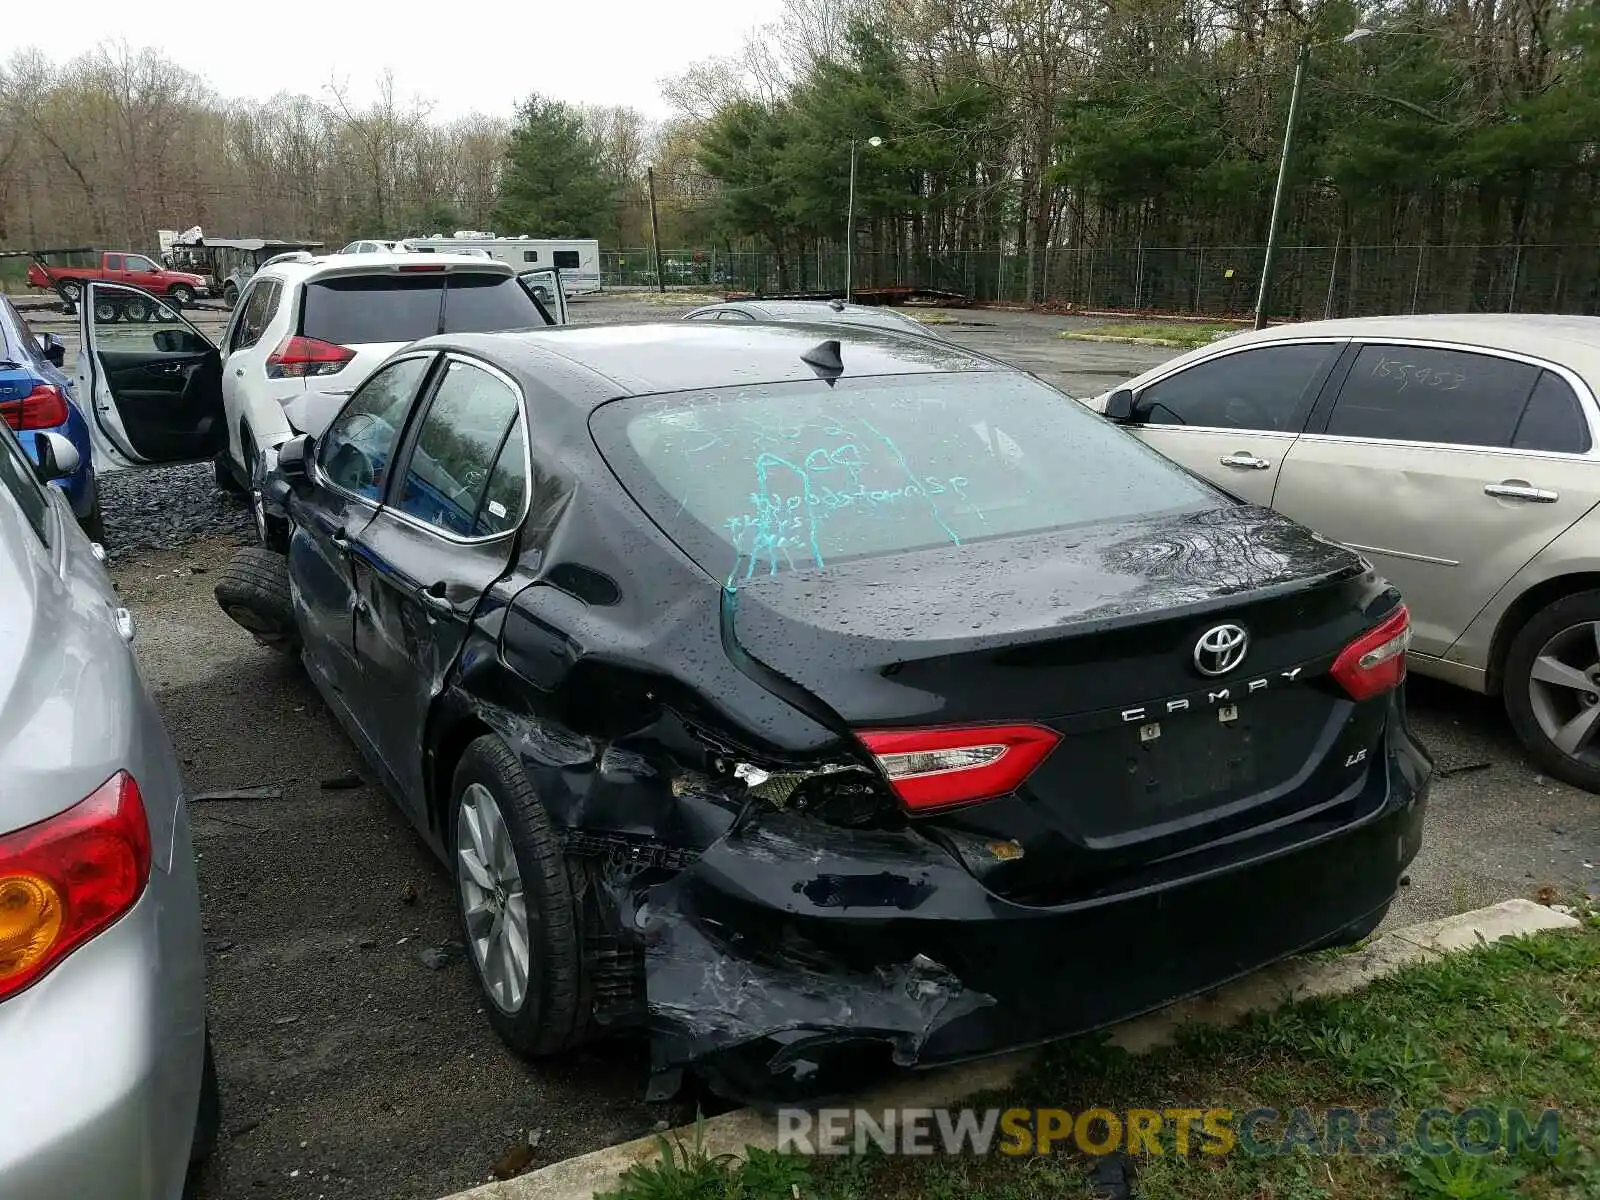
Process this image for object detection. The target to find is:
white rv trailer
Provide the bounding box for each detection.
[397,233,601,296]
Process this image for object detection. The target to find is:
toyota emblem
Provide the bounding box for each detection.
[1193,624,1249,676]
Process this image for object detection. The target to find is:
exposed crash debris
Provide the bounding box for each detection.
[634,873,994,1100]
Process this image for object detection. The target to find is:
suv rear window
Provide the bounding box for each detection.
[592,372,1214,581]
[300,272,539,345]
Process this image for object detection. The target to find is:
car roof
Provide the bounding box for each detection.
[431,321,998,407]
[1177,314,1600,388]
[259,251,515,284]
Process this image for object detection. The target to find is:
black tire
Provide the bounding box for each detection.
[93,298,119,324]
[79,497,106,546]
[452,735,592,1057]
[222,282,239,308]
[57,279,83,305]
[190,1028,221,1162]
[1504,589,1600,792]
[213,453,246,495]
[169,284,196,308]
[214,546,298,652]
[123,296,153,323]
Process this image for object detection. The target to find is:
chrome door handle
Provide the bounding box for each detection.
[1220,452,1271,470]
[1484,481,1558,503]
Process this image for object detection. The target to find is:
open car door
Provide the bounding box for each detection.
[519,267,569,325]
[77,281,226,469]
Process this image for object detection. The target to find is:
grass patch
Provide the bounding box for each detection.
[1060,321,1241,349]
[603,925,1600,1200]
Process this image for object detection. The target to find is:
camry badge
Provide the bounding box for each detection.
[1194,624,1249,677]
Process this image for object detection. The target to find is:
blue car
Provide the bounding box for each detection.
[0,295,101,540]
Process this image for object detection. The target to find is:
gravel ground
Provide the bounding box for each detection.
[37,290,1592,1199]
[98,462,252,555]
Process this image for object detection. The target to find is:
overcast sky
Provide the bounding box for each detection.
[41,0,785,120]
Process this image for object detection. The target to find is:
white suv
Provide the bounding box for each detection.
[74,257,567,541]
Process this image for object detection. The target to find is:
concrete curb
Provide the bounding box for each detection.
[439,898,1580,1200]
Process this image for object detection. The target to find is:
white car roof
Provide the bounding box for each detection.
[1123,314,1600,394]
[258,252,516,285]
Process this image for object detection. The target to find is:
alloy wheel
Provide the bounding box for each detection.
[94,300,118,323]
[248,449,268,543]
[1526,621,1600,764]
[456,782,531,1014]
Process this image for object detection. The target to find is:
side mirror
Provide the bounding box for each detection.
[31,431,80,483]
[276,434,312,480]
[35,332,65,368]
[1103,388,1140,423]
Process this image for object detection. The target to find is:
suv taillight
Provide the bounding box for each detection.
[266,335,355,379]
[1331,605,1411,701]
[0,772,151,1002]
[857,724,1061,812]
[0,383,69,431]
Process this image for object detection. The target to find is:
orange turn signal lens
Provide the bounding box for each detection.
[0,873,64,981]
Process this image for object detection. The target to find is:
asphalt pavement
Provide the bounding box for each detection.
[12,289,1593,1198]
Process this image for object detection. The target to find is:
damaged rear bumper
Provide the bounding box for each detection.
[638,732,1429,1100]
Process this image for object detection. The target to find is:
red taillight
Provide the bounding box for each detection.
[1331,605,1411,701]
[0,772,151,1002]
[397,263,447,273]
[0,383,69,431]
[857,724,1061,813]
[266,334,355,379]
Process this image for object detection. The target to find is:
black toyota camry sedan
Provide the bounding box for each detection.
[216,321,1431,1100]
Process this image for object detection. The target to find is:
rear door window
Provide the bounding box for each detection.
[591,371,1215,580]
[1324,345,1541,447]
[0,424,52,548]
[394,360,522,536]
[230,281,277,352]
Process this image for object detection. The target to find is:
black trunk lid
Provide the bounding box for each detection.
[726,506,1394,899]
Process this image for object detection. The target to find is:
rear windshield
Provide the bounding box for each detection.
[591,372,1215,583]
[300,272,539,345]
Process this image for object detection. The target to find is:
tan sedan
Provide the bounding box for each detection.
[1089,314,1600,791]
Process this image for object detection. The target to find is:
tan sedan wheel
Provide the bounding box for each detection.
[1504,589,1600,793]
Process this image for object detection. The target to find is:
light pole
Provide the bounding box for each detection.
[845,135,882,303]
[1254,28,1372,330]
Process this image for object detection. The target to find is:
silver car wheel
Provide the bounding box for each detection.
[1526,622,1600,763]
[456,782,531,1015]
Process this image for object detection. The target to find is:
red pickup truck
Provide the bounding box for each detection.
[27,252,210,307]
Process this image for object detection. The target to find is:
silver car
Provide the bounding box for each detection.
[0,426,214,1196]
[1090,314,1600,791]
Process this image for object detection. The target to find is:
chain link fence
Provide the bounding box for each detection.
[602,243,1600,317]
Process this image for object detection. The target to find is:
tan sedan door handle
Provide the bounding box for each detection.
[1220,452,1271,470]
[1484,480,1559,503]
